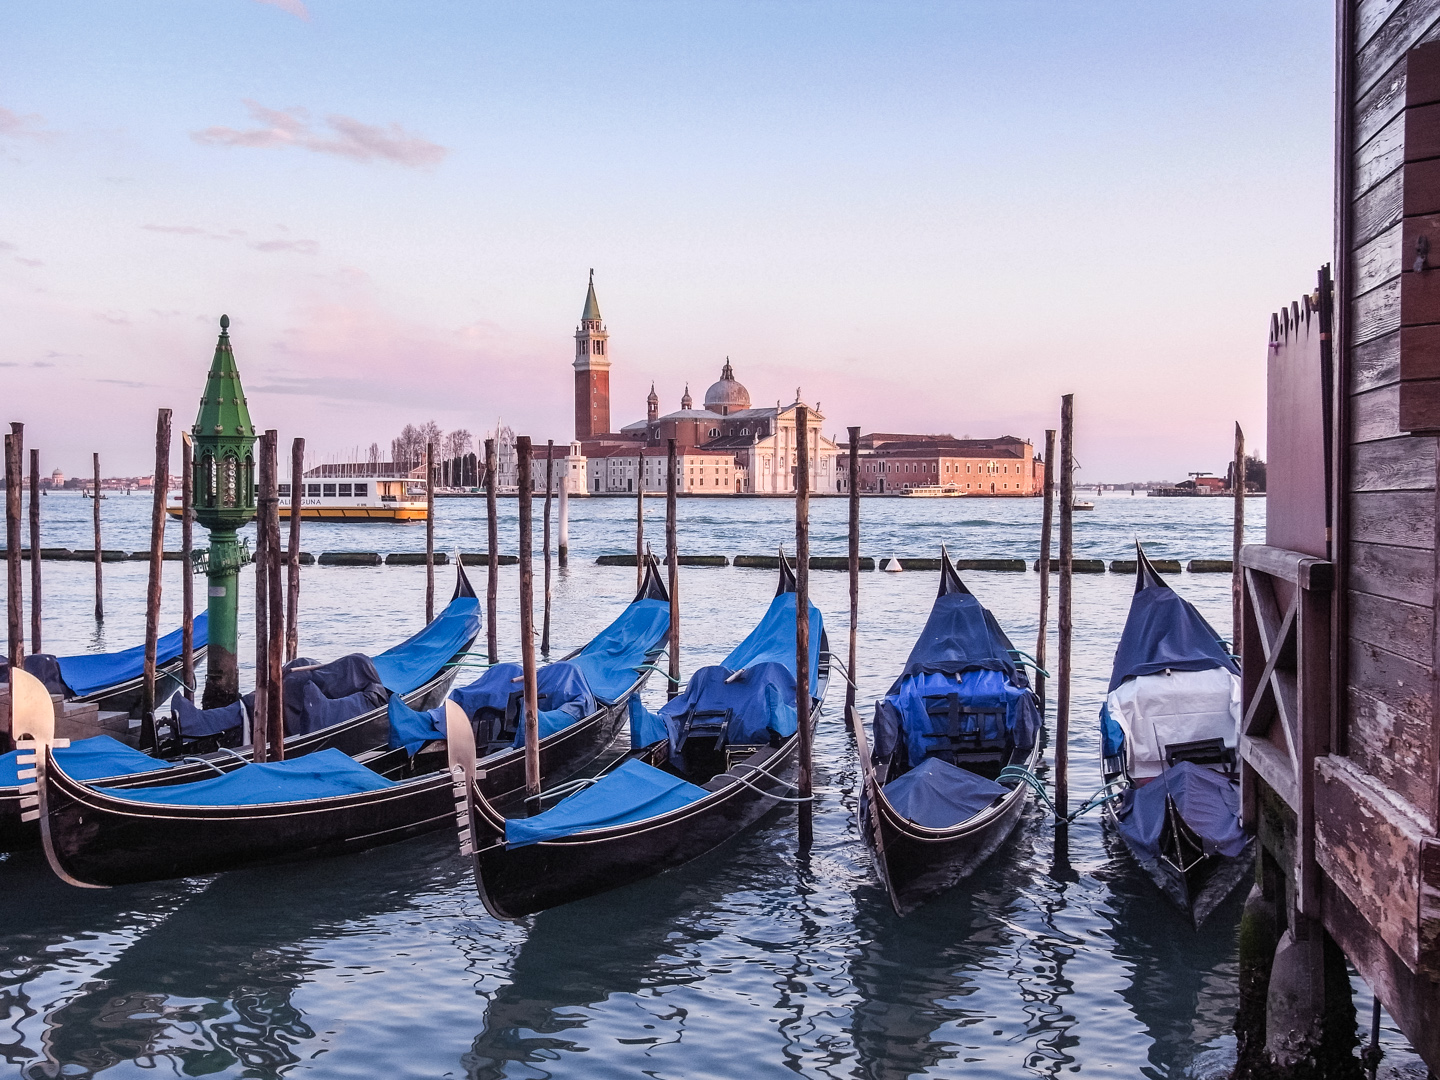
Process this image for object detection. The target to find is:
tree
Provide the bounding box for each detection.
[444,429,473,460]
[1226,453,1266,492]
[367,442,381,468]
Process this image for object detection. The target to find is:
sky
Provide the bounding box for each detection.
[1,1,1333,481]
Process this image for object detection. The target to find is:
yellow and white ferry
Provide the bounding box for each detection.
[899,483,966,498]
[168,473,429,522]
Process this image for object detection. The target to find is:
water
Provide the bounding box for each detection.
[0,493,1421,1078]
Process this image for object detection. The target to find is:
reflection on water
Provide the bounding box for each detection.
[0,495,1312,1077]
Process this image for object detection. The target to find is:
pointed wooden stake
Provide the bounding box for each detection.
[1036,428,1056,710]
[846,425,860,728]
[1055,396,1075,818]
[666,439,680,701]
[92,452,103,621]
[1233,423,1246,652]
[796,405,813,848]
[517,437,540,804]
[485,437,499,665]
[542,440,554,656]
[286,437,304,662]
[141,409,172,727]
[425,441,436,623]
[5,426,21,671]
[182,432,195,701]
[28,448,40,655]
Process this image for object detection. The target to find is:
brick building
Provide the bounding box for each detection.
[848,434,1043,495]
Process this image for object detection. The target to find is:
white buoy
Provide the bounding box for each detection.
[884,556,903,573]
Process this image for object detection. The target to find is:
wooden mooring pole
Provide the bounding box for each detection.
[635,476,645,593]
[666,438,680,701]
[1036,428,1056,710]
[485,437,498,665]
[795,406,813,848]
[265,432,284,760]
[181,433,195,701]
[28,448,40,655]
[846,425,860,728]
[542,440,553,657]
[1233,422,1245,653]
[1055,397,1075,818]
[287,437,303,662]
[5,427,21,671]
[141,410,172,733]
[92,452,103,621]
[253,431,271,762]
[557,462,569,569]
[517,437,541,805]
[425,441,436,623]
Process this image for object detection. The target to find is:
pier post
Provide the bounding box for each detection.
[485,437,499,665]
[141,408,172,735]
[542,440,553,656]
[1233,422,1245,652]
[92,452,103,621]
[557,463,569,569]
[846,425,860,728]
[795,406,813,848]
[666,439,680,701]
[1056,397,1074,817]
[1036,428,1056,710]
[253,431,271,761]
[5,426,21,671]
[181,433,194,701]
[425,441,435,623]
[28,448,40,655]
[517,437,540,804]
[636,477,644,592]
[287,437,303,662]
[264,432,284,759]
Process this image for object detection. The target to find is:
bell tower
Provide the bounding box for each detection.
[573,269,611,439]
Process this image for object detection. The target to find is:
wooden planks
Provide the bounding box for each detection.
[1350,539,1435,604]
[1353,330,1402,393]
[1349,434,1437,490]
[1352,489,1436,546]
[1348,683,1437,814]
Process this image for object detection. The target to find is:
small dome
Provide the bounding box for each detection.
[703,359,750,415]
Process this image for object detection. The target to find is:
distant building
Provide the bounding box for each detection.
[49,468,64,488]
[849,434,1043,495]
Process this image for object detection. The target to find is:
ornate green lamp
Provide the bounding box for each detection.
[192,315,257,708]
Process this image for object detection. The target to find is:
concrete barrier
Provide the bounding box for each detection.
[318,552,383,566]
[0,548,76,560]
[385,552,450,566]
[954,559,1027,571]
[69,549,130,562]
[1033,559,1106,572]
[808,556,877,571]
[664,555,728,567]
[460,553,518,566]
[1110,559,1181,574]
[1188,559,1233,572]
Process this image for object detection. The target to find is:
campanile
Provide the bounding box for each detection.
[573,270,611,439]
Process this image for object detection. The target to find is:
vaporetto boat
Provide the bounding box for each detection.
[168,473,429,522]
[898,484,966,498]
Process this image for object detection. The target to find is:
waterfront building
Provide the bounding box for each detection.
[849,433,1043,495]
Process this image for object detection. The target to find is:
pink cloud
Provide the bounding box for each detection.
[254,0,310,18]
[192,101,447,168]
[249,238,318,254]
[0,106,49,139]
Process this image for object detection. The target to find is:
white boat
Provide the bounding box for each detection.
[168,473,429,522]
[899,484,966,498]
[1073,500,1095,511]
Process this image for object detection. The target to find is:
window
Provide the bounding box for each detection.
[741,428,749,435]
[202,452,216,508]
[221,454,238,508]
[339,483,353,497]
[307,484,321,497]
[709,428,719,438]
[323,484,336,497]
[354,484,367,497]
[279,483,291,497]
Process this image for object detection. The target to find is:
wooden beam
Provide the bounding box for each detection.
[485,437,498,666]
[1036,428,1056,709]
[181,432,194,701]
[517,436,539,803]
[796,405,812,848]
[28,448,39,655]
[141,409,172,724]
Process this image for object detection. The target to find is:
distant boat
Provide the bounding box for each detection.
[899,484,965,499]
[82,490,105,500]
[166,472,429,523]
[1073,500,1095,511]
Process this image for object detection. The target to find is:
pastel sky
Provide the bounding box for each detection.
[1,1,1332,481]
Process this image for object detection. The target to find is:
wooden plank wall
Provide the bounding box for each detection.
[1346,0,1440,834]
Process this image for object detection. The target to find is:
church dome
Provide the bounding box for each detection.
[703,360,750,415]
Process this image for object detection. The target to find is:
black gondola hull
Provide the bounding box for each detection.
[37,695,629,887]
[1105,802,1255,928]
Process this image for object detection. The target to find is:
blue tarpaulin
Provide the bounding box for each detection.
[173,695,247,739]
[1115,760,1246,859]
[628,694,668,748]
[890,593,1020,690]
[94,748,393,806]
[504,759,707,847]
[0,735,170,787]
[567,598,670,703]
[879,668,1041,765]
[1108,580,1236,692]
[47,613,210,698]
[370,597,480,696]
[882,755,1009,829]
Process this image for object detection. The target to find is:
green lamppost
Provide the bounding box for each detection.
[192,315,257,708]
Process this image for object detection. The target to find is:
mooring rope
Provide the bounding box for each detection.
[997,765,1127,823]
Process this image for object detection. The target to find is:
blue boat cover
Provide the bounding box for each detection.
[1108,580,1236,692]
[1115,760,1246,860]
[0,735,170,788]
[173,695,247,739]
[370,597,480,696]
[882,755,1009,829]
[504,759,707,847]
[875,667,1041,764]
[567,598,670,703]
[48,613,210,698]
[628,694,669,748]
[94,747,393,807]
[889,592,1021,691]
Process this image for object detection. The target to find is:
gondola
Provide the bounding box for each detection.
[25,559,671,887]
[0,563,481,853]
[450,553,829,920]
[1099,544,1251,928]
[2,613,210,716]
[852,548,1042,916]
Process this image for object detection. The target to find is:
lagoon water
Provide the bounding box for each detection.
[0,492,1416,1078]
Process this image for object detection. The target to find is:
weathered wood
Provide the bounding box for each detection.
[1036,428,1056,709]
[1359,0,1410,54]
[795,405,812,848]
[1056,397,1073,816]
[517,437,540,801]
[92,452,102,621]
[1357,107,1405,194]
[1356,60,1407,152]
[253,432,270,763]
[265,432,284,760]
[1358,3,1440,99]
[1352,383,1404,443]
[1355,275,1403,344]
[1351,539,1435,604]
[286,437,303,662]
[1348,683,1436,814]
[4,428,21,670]
[1241,544,1336,589]
[558,466,569,569]
[1234,424,1245,650]
[425,441,435,624]
[635,472,645,592]
[1352,489,1436,547]
[1410,29,1440,103]
[846,426,860,723]
[141,409,171,721]
[1354,219,1403,297]
[1355,168,1404,249]
[1349,632,1433,722]
[181,432,194,701]
[1400,377,1440,431]
[542,440,554,657]
[485,437,498,665]
[1350,434,1438,491]
[1352,329,1401,394]
[28,448,39,654]
[666,439,680,701]
[1409,99,1440,160]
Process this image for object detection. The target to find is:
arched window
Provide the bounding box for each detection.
[221,453,239,508]
[201,451,216,508]
[709,428,719,438]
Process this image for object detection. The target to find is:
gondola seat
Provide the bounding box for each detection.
[504,759,707,847]
[1,735,170,785]
[883,756,1011,830]
[92,748,393,806]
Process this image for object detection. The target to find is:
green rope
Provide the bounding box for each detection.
[997,765,1128,824]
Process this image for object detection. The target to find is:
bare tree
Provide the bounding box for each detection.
[444,429,473,460]
[367,442,381,468]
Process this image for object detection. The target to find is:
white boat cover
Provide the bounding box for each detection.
[1103,666,1240,780]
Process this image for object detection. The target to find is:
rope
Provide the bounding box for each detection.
[996,765,1127,824]
[726,763,814,803]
